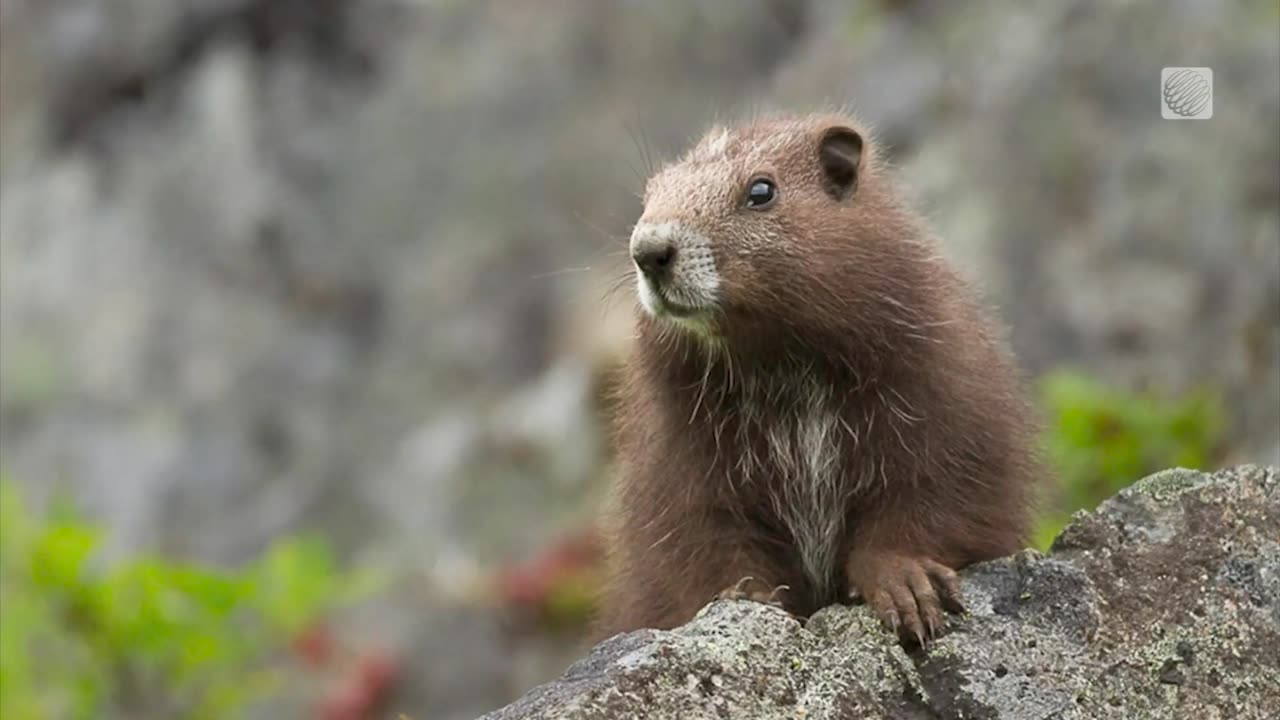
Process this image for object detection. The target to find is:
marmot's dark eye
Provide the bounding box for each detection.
[745,178,777,209]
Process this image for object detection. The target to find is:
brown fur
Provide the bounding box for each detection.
[596,113,1045,644]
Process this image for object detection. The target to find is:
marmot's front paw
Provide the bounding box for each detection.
[846,551,965,647]
[715,576,790,609]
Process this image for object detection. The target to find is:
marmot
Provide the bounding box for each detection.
[597,113,1044,645]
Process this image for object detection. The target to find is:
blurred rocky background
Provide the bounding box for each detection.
[0,1,1276,718]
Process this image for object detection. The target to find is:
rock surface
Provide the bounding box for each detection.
[482,465,1280,719]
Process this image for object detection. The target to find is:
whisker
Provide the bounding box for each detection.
[689,348,714,425]
[623,120,655,177]
[528,266,593,280]
[571,210,632,248]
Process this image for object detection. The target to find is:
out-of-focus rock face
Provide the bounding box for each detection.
[776,0,1280,465]
[483,465,1280,720]
[2,0,1274,563]
[0,0,810,565]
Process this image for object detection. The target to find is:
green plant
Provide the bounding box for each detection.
[0,481,377,719]
[1032,371,1226,549]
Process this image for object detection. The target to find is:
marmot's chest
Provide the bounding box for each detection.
[735,402,853,599]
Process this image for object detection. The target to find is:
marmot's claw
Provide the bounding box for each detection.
[715,575,757,601]
[847,552,965,649]
[715,577,790,611]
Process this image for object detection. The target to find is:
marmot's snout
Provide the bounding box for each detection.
[630,234,675,280]
[629,220,720,321]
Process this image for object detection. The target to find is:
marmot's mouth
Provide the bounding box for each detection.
[648,285,711,319]
[654,293,701,318]
[636,273,715,324]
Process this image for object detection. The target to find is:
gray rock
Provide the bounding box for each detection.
[482,465,1280,719]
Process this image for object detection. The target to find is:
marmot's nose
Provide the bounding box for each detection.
[632,238,677,280]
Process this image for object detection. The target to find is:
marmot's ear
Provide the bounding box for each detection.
[817,127,863,200]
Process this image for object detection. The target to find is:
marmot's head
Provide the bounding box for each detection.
[629,114,914,348]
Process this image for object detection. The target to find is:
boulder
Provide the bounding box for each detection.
[482,465,1280,719]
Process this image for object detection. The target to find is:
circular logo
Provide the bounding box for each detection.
[1162,69,1211,117]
